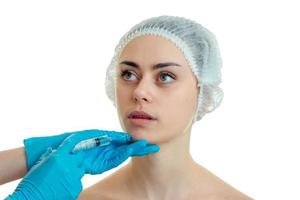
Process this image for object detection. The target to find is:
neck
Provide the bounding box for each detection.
[125,126,200,199]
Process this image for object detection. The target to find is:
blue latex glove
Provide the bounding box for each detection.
[6,130,160,200]
[23,129,154,171]
[23,131,73,170]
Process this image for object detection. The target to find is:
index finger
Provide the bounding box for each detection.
[105,131,133,144]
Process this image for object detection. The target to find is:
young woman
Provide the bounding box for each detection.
[78,15,253,199]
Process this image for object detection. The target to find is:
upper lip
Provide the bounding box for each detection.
[128,110,156,120]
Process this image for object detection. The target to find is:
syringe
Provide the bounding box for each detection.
[71,135,113,153]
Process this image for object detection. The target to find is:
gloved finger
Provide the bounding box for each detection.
[70,150,86,167]
[57,130,111,154]
[132,144,160,157]
[104,131,133,144]
[104,145,133,170]
[127,139,148,150]
[64,150,91,181]
[76,167,86,180]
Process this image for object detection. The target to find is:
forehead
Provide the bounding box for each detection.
[119,35,189,67]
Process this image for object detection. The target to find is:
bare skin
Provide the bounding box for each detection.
[78,35,253,200]
[0,147,27,185]
[79,158,253,200]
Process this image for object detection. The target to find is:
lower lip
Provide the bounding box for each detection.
[129,117,155,126]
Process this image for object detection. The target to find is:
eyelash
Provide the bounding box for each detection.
[120,69,176,83]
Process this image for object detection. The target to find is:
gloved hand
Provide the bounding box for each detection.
[6,130,160,200]
[23,129,153,171]
[23,130,73,170]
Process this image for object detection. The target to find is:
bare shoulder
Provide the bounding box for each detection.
[191,164,254,200]
[189,187,253,200]
[211,181,254,200]
[190,186,253,200]
[208,190,254,200]
[209,183,253,200]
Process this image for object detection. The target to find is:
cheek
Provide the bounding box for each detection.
[116,83,130,106]
[165,85,198,119]
[157,87,198,137]
[165,95,196,128]
[116,85,130,126]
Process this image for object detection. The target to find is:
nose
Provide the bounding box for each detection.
[132,77,153,104]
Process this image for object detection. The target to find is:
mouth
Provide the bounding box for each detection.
[128,117,155,126]
[128,110,157,126]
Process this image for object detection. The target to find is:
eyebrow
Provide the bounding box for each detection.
[119,60,182,70]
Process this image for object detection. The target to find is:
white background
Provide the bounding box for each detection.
[0,0,299,199]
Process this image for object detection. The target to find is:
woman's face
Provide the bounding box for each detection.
[116,35,199,144]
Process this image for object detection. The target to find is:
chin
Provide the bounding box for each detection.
[126,129,157,144]
[128,129,150,139]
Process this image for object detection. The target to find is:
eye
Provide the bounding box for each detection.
[158,72,176,83]
[120,70,138,81]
